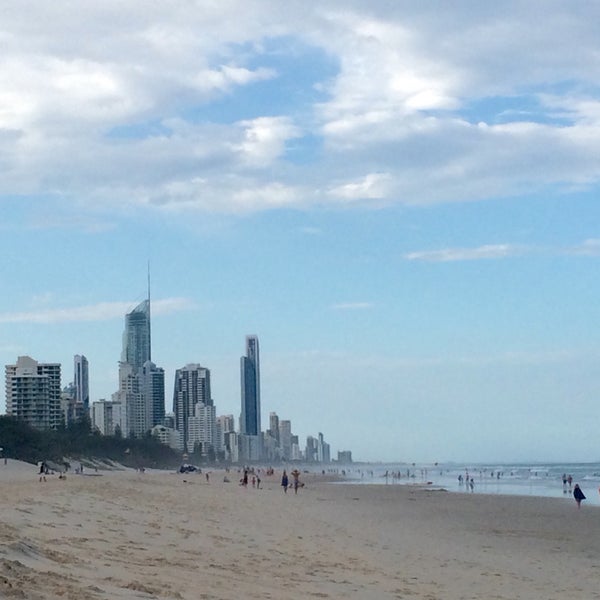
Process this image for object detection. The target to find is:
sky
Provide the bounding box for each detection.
[1,1,599,464]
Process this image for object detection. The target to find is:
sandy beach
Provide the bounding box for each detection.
[0,461,598,600]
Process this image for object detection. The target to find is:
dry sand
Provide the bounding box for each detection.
[0,461,598,599]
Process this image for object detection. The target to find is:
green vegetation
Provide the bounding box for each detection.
[0,415,182,469]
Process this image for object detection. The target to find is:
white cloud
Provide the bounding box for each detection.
[327,173,392,202]
[404,240,600,262]
[316,11,460,143]
[234,116,302,167]
[1,2,600,216]
[404,244,526,262]
[0,298,196,324]
[142,177,305,214]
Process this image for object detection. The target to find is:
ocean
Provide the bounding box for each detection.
[339,462,600,506]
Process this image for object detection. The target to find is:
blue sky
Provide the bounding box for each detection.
[1,1,599,463]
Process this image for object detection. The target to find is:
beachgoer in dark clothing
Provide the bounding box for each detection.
[573,484,586,508]
[281,471,288,493]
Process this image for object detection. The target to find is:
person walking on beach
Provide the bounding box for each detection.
[281,470,289,493]
[291,469,301,494]
[573,484,586,508]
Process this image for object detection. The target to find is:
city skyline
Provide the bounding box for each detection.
[1,2,600,463]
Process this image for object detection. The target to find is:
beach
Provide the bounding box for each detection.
[0,462,599,599]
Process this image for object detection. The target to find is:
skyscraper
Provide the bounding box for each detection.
[141,360,165,429]
[5,356,62,430]
[114,282,161,438]
[74,354,89,410]
[279,419,292,460]
[239,335,261,462]
[172,364,212,451]
[268,411,280,443]
[186,401,217,455]
[121,299,151,369]
[240,335,260,436]
[92,399,124,436]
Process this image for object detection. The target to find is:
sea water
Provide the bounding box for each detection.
[340,462,600,506]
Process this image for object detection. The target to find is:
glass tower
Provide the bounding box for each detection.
[74,354,89,409]
[240,335,260,436]
[121,299,151,369]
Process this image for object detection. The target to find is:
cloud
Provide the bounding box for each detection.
[567,238,600,256]
[1,2,600,217]
[0,298,196,324]
[144,177,305,214]
[404,244,526,262]
[403,239,600,262]
[233,116,302,167]
[327,172,392,202]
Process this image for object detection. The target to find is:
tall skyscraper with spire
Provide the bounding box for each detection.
[114,271,164,437]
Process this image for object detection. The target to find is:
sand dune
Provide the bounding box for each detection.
[0,464,598,599]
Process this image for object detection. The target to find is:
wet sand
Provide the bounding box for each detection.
[0,461,598,599]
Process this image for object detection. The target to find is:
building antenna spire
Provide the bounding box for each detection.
[147,260,151,304]
[147,260,152,361]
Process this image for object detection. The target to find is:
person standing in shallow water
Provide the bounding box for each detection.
[281,470,288,493]
[573,484,586,508]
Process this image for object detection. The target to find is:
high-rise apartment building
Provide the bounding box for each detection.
[216,414,235,458]
[92,399,124,436]
[305,435,318,462]
[217,414,235,434]
[279,419,292,460]
[60,382,86,426]
[73,354,89,410]
[141,360,165,429]
[5,356,62,430]
[240,335,260,436]
[172,364,212,451]
[317,431,331,463]
[268,411,280,443]
[114,362,139,436]
[186,402,217,454]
